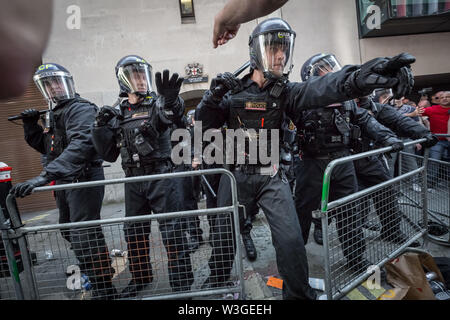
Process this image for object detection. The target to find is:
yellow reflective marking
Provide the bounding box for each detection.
[346,288,368,300]
[23,214,50,223]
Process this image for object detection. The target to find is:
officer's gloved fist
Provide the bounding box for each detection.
[155,70,184,107]
[10,173,49,198]
[210,72,243,101]
[383,137,404,154]
[421,134,439,148]
[21,109,40,124]
[347,53,416,98]
[139,120,158,139]
[96,106,118,126]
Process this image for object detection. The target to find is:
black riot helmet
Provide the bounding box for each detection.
[33,63,76,109]
[115,55,153,97]
[300,53,342,82]
[249,18,296,79]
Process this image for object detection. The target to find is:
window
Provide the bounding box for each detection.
[356,0,450,38]
[179,0,195,23]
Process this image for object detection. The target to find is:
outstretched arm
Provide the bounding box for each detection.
[213,0,288,48]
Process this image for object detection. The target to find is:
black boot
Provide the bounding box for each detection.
[313,225,323,246]
[242,232,257,261]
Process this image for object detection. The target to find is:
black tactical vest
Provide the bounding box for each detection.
[42,97,95,162]
[227,88,284,165]
[299,101,354,156]
[118,96,171,168]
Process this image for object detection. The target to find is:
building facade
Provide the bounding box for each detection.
[2,0,449,208]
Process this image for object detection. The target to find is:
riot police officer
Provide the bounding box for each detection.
[295,53,405,271]
[196,18,415,299]
[353,91,438,246]
[11,63,117,299]
[91,55,193,298]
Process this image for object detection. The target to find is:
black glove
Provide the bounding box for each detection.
[347,53,416,98]
[210,72,243,100]
[155,70,184,106]
[421,134,439,148]
[383,137,404,154]
[21,109,40,124]
[10,173,49,198]
[139,119,159,139]
[95,106,118,126]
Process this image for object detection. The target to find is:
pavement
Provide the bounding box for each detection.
[5,196,450,300]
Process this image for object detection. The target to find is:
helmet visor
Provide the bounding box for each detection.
[117,63,153,95]
[254,31,295,78]
[33,72,76,104]
[310,55,342,77]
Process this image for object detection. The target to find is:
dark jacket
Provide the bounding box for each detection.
[23,95,101,181]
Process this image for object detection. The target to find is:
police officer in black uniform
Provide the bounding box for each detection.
[196,18,416,299]
[171,109,204,251]
[91,55,193,298]
[11,63,117,299]
[295,53,405,271]
[353,90,438,246]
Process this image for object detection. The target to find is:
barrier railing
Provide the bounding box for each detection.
[399,134,449,247]
[315,139,429,300]
[1,169,244,300]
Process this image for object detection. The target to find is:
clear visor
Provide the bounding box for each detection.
[310,55,342,77]
[33,73,76,104]
[254,32,295,78]
[117,63,153,95]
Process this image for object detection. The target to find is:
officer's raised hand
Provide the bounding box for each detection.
[95,106,118,126]
[155,70,184,106]
[347,53,416,99]
[20,109,40,124]
[210,72,243,101]
[10,172,49,198]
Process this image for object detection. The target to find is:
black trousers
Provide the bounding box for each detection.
[123,165,193,291]
[209,170,316,300]
[55,166,114,286]
[173,164,203,238]
[294,158,366,261]
[353,156,401,233]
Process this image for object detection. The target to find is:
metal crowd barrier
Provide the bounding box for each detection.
[399,134,449,247]
[0,169,244,300]
[315,139,430,300]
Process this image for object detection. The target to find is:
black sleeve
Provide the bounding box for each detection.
[350,101,398,145]
[195,90,229,131]
[91,119,121,163]
[374,103,430,139]
[286,65,358,119]
[23,122,46,154]
[45,102,101,180]
[157,96,186,131]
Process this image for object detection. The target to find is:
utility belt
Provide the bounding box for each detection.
[122,159,172,177]
[233,164,277,176]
